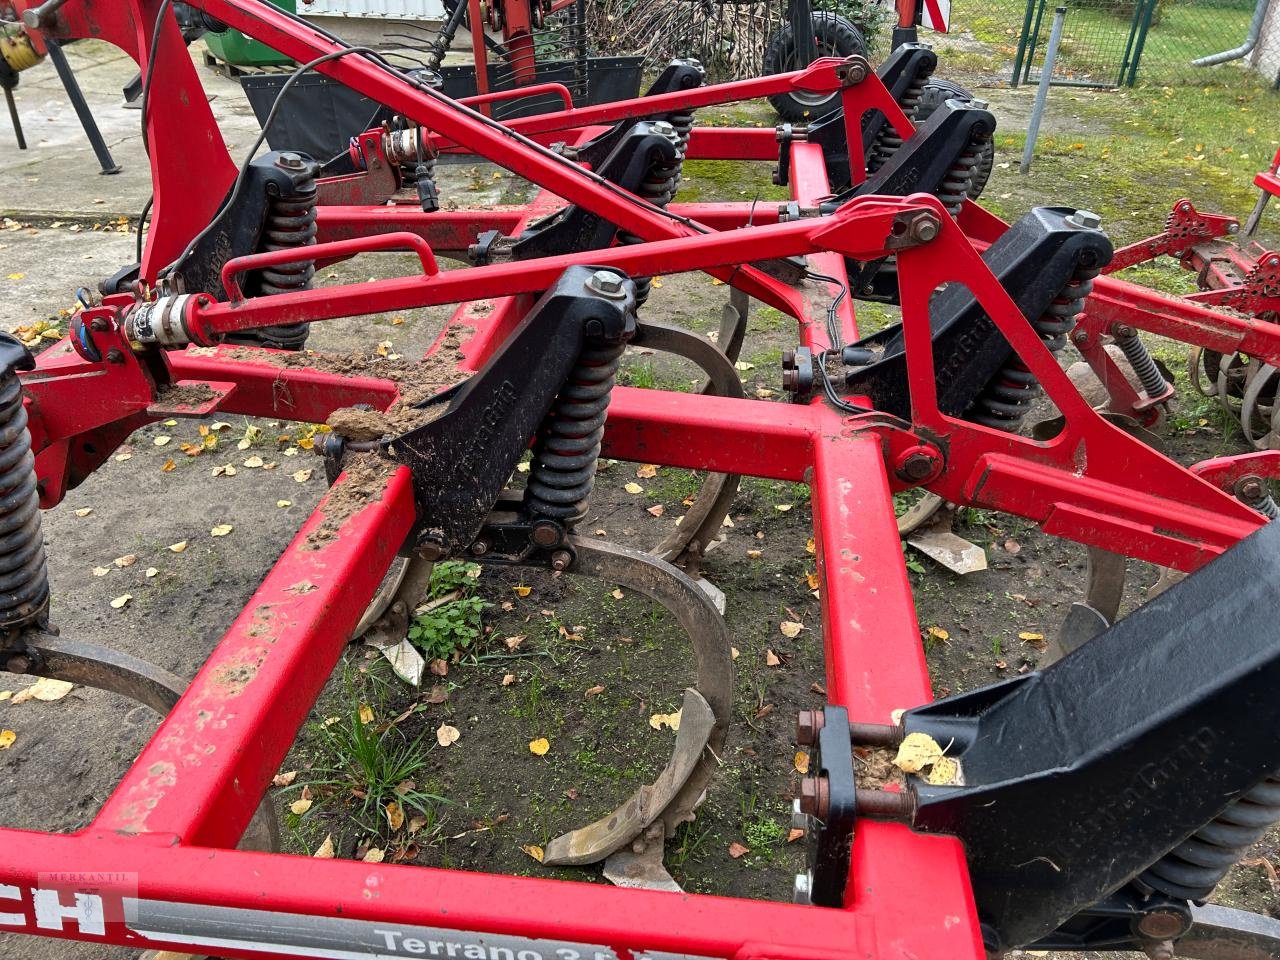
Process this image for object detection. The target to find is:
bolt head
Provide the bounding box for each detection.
[1237,476,1265,502]
[1228,223,1240,235]
[1136,909,1190,940]
[469,540,489,557]
[970,98,989,110]
[792,872,812,905]
[798,776,830,818]
[791,798,810,831]
[550,549,573,571]
[898,450,940,483]
[651,120,676,138]
[587,270,626,298]
[1068,209,1103,230]
[796,709,825,746]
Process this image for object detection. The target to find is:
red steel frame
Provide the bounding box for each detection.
[1,1,1276,958]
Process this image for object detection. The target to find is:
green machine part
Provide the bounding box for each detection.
[203,0,296,67]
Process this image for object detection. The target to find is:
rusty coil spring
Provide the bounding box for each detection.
[1139,771,1280,901]
[968,264,1100,432]
[524,339,626,524]
[936,144,981,218]
[251,168,317,351]
[867,76,925,173]
[0,367,48,637]
[617,135,685,306]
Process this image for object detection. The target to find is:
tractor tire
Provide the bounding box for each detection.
[763,12,867,122]
[912,78,996,199]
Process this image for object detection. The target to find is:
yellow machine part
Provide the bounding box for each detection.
[0,27,43,73]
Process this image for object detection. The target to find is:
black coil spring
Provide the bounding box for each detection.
[1113,330,1169,398]
[250,169,317,350]
[617,134,684,306]
[936,145,981,217]
[0,370,48,635]
[868,78,924,173]
[1139,771,1280,901]
[969,264,1100,432]
[524,340,626,523]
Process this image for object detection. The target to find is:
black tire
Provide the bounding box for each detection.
[912,79,996,199]
[763,12,868,122]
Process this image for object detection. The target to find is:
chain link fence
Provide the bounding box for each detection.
[946,0,1280,87]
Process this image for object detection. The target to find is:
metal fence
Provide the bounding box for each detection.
[948,0,1280,88]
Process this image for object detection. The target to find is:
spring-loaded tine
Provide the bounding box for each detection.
[541,536,733,869]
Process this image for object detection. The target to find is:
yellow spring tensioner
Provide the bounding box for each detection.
[0,27,43,74]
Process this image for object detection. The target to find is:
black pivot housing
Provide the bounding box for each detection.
[841,207,1113,421]
[381,265,636,557]
[902,518,1280,951]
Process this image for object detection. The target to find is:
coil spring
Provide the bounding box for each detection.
[969,264,1100,431]
[1138,771,1280,901]
[1112,329,1170,399]
[868,77,924,173]
[251,166,317,350]
[0,368,49,637]
[936,145,981,218]
[524,339,626,523]
[617,130,684,306]
[667,108,695,158]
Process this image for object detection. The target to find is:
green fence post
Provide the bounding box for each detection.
[1011,0,1040,87]
[1124,0,1160,86]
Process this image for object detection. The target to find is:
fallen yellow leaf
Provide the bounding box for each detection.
[528,737,551,756]
[925,755,960,785]
[502,673,516,686]
[243,455,265,468]
[273,771,298,787]
[794,751,810,774]
[806,537,816,554]
[74,507,92,517]
[521,844,544,863]
[894,731,945,774]
[780,621,803,639]
[292,469,313,483]
[113,554,137,568]
[211,524,233,537]
[610,588,624,600]
[623,482,644,494]
[313,834,336,858]
[92,566,110,577]
[168,540,188,553]
[775,503,793,513]
[926,626,950,642]
[646,504,665,517]
[1018,631,1045,642]
[0,730,14,749]
[746,549,762,559]
[276,500,291,508]
[359,704,374,725]
[649,709,682,731]
[161,459,176,473]
[635,464,658,479]
[728,842,750,859]
[765,649,782,666]
[386,801,405,831]
[363,848,385,863]
[11,678,73,704]
[436,723,460,747]
[145,567,159,578]
[513,585,532,598]
[731,646,740,660]
[153,435,172,447]
[110,594,132,610]
[290,797,313,815]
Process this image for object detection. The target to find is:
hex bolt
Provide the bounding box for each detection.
[849,721,905,748]
[897,451,940,483]
[798,775,830,819]
[856,788,915,821]
[277,152,306,170]
[470,540,489,557]
[530,522,562,548]
[418,538,446,562]
[970,98,989,110]
[1067,209,1103,230]
[650,120,676,138]
[5,653,32,674]
[1136,909,1190,940]
[586,270,626,299]
[796,708,826,746]
[907,214,940,245]
[792,872,812,905]
[550,549,573,571]
[790,798,809,831]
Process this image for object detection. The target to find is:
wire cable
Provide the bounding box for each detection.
[161,45,375,282]
[139,0,174,155]
[136,195,153,264]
